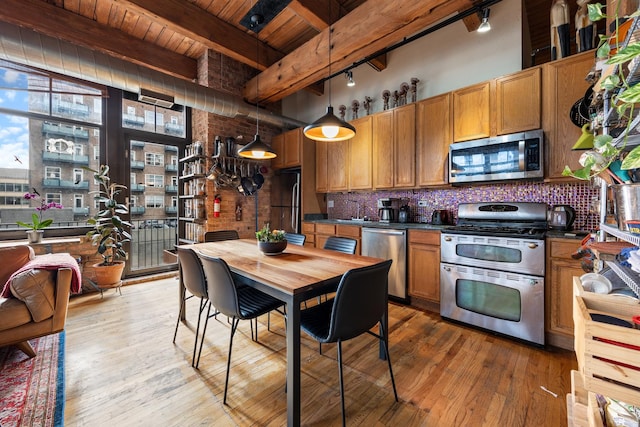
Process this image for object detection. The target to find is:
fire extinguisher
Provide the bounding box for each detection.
[213,194,221,218]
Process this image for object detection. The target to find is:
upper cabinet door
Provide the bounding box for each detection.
[416,93,451,187]
[496,68,541,135]
[348,116,373,190]
[542,51,593,181]
[452,81,491,142]
[270,133,285,169]
[315,140,328,192]
[283,128,302,168]
[327,138,349,192]
[372,110,394,189]
[394,103,416,188]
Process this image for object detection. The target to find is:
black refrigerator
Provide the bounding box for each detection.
[270,169,301,233]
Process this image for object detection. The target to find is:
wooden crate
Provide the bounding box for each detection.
[567,370,590,427]
[573,278,640,407]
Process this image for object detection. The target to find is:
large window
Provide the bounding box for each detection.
[0,60,103,233]
[145,174,164,188]
[145,195,164,208]
[145,153,164,166]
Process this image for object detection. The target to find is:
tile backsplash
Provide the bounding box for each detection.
[327,181,601,231]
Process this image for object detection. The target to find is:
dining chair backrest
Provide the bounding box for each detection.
[176,247,208,299]
[284,232,306,246]
[197,252,241,319]
[327,259,392,342]
[204,230,239,242]
[323,236,357,254]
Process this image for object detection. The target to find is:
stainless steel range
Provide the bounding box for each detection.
[440,202,548,346]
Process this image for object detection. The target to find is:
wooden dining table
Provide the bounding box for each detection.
[183,239,388,427]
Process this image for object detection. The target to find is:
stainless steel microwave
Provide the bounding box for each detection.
[448,129,544,184]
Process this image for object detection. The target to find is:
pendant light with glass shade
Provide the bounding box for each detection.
[238,13,277,160]
[303,13,356,142]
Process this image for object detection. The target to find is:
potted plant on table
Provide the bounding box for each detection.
[85,165,131,288]
[256,223,287,255]
[17,189,63,243]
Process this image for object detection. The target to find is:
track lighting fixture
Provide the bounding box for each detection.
[478,8,491,33]
[346,70,355,87]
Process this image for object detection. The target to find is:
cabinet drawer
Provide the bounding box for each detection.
[316,223,336,235]
[336,224,361,238]
[548,238,580,259]
[409,230,440,245]
[301,222,315,234]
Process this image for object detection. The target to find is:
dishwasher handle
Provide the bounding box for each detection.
[362,228,405,236]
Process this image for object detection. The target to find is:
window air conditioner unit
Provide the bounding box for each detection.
[138,89,174,109]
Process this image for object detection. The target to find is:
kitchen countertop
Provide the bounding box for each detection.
[308,219,453,231]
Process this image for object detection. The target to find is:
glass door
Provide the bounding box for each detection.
[126,137,179,276]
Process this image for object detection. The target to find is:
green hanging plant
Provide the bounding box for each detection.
[563,3,640,180]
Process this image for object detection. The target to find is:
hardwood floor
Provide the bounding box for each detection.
[63,277,577,426]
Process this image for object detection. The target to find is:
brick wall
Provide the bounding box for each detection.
[195,50,282,239]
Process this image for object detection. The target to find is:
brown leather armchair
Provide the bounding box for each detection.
[0,246,72,357]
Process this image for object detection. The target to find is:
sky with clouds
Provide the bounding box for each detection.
[0,68,30,169]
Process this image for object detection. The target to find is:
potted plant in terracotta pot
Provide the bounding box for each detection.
[85,165,131,288]
[255,223,287,255]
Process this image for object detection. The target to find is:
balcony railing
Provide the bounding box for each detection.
[165,146,179,152]
[123,114,145,127]
[42,122,89,139]
[42,179,89,189]
[72,207,90,215]
[130,183,145,192]
[164,122,184,136]
[42,151,89,165]
[165,164,178,173]
[165,206,178,214]
[53,101,90,117]
[165,185,178,193]
[130,206,146,215]
[131,160,145,170]
[131,141,146,148]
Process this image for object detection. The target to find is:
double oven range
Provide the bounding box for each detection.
[440,202,548,346]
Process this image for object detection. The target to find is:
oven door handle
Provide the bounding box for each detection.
[527,243,539,249]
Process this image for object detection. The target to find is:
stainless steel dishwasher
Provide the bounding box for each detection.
[361,227,407,301]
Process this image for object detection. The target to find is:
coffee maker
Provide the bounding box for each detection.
[378,198,399,222]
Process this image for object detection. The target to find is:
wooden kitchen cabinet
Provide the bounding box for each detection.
[546,237,584,350]
[372,103,415,189]
[271,128,301,169]
[542,51,593,181]
[452,81,491,142]
[314,223,336,249]
[452,68,542,143]
[408,230,441,310]
[301,222,315,247]
[416,93,451,186]
[315,140,328,192]
[348,116,373,190]
[495,67,541,135]
[327,137,348,192]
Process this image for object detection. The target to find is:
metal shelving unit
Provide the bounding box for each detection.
[599,224,640,298]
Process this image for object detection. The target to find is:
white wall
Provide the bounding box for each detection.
[283,1,522,123]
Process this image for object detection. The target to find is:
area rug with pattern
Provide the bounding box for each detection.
[0,332,65,427]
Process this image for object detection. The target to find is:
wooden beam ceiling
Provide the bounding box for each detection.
[110,0,284,71]
[0,0,198,81]
[243,0,474,104]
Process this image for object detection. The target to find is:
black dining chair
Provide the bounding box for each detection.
[323,236,357,254]
[300,259,397,426]
[284,232,306,246]
[204,229,239,242]
[173,246,215,367]
[196,252,285,404]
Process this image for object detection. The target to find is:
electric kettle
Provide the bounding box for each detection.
[548,205,576,231]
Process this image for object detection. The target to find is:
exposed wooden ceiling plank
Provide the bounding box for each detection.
[111,0,283,70]
[289,0,343,30]
[244,0,474,103]
[0,0,197,81]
